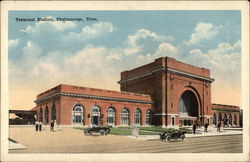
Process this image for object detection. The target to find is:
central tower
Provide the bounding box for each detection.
[118,57,214,127]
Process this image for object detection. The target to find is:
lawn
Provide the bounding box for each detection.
[74,126,185,135]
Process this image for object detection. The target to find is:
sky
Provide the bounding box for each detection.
[8,10,241,110]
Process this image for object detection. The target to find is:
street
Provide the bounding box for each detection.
[9,127,242,153]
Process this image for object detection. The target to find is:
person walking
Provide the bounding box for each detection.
[38,121,42,131]
[35,120,39,132]
[50,120,54,132]
[204,122,209,133]
[217,122,221,132]
[53,120,57,132]
[192,123,197,135]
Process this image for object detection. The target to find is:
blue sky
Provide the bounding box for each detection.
[8,10,241,109]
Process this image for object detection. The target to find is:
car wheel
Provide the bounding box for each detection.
[84,130,89,136]
[166,136,171,142]
[105,129,110,135]
[99,129,106,136]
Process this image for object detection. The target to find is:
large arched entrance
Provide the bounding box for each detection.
[179,90,199,126]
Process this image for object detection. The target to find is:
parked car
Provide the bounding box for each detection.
[83,124,112,136]
[159,131,187,142]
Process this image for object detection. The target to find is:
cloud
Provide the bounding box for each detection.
[22,41,43,57]
[62,21,114,42]
[188,40,241,83]
[136,42,179,64]
[185,22,223,45]
[125,29,173,55]
[9,39,19,48]
[21,17,76,33]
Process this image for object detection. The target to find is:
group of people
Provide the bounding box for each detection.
[192,122,209,135]
[192,121,223,135]
[35,121,43,131]
[34,120,57,132]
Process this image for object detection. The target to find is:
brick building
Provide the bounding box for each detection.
[32,56,240,127]
[33,84,153,126]
[212,104,240,127]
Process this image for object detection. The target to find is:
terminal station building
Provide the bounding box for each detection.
[31,57,240,127]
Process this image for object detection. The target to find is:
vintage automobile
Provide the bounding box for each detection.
[83,124,112,136]
[159,130,187,142]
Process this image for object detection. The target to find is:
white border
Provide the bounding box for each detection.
[1,1,249,162]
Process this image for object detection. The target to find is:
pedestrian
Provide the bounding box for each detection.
[38,121,42,131]
[217,122,221,132]
[192,123,197,135]
[204,123,208,133]
[50,120,54,132]
[53,120,57,132]
[35,120,39,132]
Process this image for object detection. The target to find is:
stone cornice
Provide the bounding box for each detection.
[118,66,214,84]
[168,68,214,83]
[34,92,153,104]
[212,108,240,112]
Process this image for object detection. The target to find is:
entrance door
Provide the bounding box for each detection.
[92,116,99,125]
[90,106,101,126]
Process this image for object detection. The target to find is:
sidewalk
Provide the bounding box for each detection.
[9,138,26,150]
[127,127,243,141]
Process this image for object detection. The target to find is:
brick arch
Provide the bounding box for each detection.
[176,85,202,118]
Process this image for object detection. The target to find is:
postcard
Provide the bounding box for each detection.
[1,1,249,162]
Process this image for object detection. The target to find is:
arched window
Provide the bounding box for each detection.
[218,113,222,122]
[39,108,43,122]
[45,106,49,124]
[146,110,152,125]
[72,104,84,125]
[213,113,217,125]
[234,114,237,125]
[107,107,116,125]
[51,104,56,121]
[134,109,142,125]
[223,114,228,126]
[121,108,129,125]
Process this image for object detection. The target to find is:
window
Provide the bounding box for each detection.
[107,107,115,125]
[45,106,49,124]
[134,109,142,125]
[218,113,222,122]
[51,104,56,120]
[146,110,152,125]
[121,108,129,125]
[72,104,84,124]
[213,114,217,125]
[172,117,175,126]
[229,114,232,125]
[234,114,237,125]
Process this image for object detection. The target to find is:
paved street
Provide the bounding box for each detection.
[9,127,242,153]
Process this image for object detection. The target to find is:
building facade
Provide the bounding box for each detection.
[32,57,240,127]
[32,84,153,126]
[119,57,214,126]
[212,104,240,127]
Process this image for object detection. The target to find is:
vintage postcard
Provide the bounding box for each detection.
[1,1,249,162]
